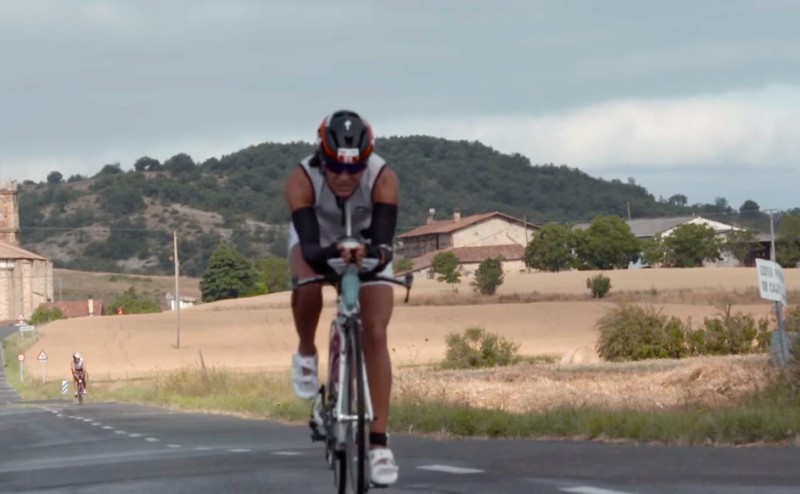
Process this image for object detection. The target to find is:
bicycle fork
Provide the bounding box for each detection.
[309,320,375,448]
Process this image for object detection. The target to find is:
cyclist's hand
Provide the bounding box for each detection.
[338,243,366,266]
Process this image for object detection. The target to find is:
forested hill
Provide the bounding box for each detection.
[18,136,724,276]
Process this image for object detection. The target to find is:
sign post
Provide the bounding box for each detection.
[37,350,48,384]
[17,354,24,382]
[756,258,789,365]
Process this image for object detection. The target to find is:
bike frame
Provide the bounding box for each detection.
[295,200,412,493]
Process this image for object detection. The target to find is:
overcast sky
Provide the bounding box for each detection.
[1,0,798,212]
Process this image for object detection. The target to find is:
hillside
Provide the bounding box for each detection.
[17,136,762,276]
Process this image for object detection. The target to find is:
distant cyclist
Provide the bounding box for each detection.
[284,110,400,486]
[70,352,88,396]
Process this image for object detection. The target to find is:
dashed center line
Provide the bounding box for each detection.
[102,426,113,430]
[417,465,484,474]
[272,451,302,456]
[561,488,635,494]
[228,448,251,453]
[145,437,160,442]
[167,444,182,449]
[114,430,127,435]
[128,433,142,438]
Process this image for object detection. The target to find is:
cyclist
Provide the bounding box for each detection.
[70,352,88,396]
[284,110,400,486]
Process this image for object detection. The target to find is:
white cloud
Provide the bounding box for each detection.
[382,85,800,170]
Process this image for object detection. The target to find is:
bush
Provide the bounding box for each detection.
[595,304,689,361]
[785,305,800,333]
[597,302,771,362]
[690,304,770,356]
[586,273,612,298]
[442,327,521,369]
[106,287,161,314]
[29,305,65,326]
[471,257,504,295]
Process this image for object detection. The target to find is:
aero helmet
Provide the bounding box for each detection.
[316,110,374,173]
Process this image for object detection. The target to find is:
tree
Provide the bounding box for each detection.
[776,213,800,268]
[668,194,688,208]
[254,257,291,294]
[724,229,763,266]
[395,258,413,273]
[431,251,461,293]
[200,243,259,302]
[524,223,575,272]
[134,156,163,172]
[661,223,722,267]
[739,199,760,215]
[47,171,63,185]
[471,257,504,295]
[164,153,196,176]
[573,215,641,270]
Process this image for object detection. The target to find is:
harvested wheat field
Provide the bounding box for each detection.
[25,267,793,411]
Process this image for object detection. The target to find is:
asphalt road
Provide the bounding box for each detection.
[2,326,800,494]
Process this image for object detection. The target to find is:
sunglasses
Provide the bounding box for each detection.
[323,156,367,175]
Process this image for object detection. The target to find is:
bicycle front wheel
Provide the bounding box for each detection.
[345,319,368,493]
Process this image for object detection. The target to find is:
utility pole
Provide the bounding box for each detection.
[524,214,530,273]
[768,210,788,365]
[174,230,181,349]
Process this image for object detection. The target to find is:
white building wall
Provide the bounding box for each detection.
[450,218,534,248]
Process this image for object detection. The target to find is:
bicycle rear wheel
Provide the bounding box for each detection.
[345,319,368,493]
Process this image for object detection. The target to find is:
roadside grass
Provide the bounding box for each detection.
[6,333,798,445]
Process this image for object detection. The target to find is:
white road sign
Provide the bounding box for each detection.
[37,350,48,362]
[17,354,24,362]
[756,258,786,306]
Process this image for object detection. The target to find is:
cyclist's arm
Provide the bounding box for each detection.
[366,168,399,269]
[285,167,340,274]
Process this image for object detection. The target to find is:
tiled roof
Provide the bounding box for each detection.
[398,212,533,238]
[0,242,47,261]
[400,244,525,273]
[41,300,106,318]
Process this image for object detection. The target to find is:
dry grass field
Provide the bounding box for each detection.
[23,266,797,412]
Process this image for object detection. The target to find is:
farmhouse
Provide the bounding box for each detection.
[0,181,54,322]
[396,209,538,275]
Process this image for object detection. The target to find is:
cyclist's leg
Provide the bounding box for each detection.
[359,283,394,437]
[360,281,398,484]
[289,244,323,356]
[289,242,323,399]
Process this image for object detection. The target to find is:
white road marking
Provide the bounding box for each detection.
[167,444,181,449]
[272,451,302,456]
[561,487,636,494]
[91,422,102,426]
[195,446,213,451]
[416,465,484,474]
[128,433,142,438]
[102,426,113,430]
[115,430,127,435]
[145,437,160,442]
[228,448,251,453]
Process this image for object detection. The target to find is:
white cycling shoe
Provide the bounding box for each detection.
[369,448,399,486]
[291,353,319,400]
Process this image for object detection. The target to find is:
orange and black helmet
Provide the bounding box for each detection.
[317,110,374,173]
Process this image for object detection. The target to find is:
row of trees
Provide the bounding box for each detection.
[525,214,800,272]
